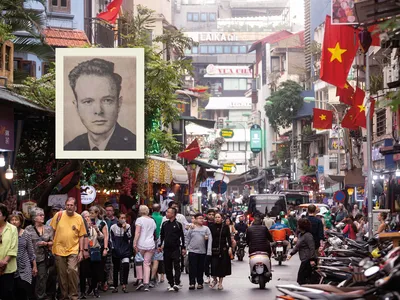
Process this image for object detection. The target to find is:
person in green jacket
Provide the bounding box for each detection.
[288,211,298,232]
[280,211,289,226]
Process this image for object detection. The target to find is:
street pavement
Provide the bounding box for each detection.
[99,253,300,299]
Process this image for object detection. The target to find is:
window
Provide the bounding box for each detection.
[14,58,36,77]
[192,13,199,21]
[187,13,193,21]
[49,0,70,13]
[233,142,239,151]
[216,46,223,53]
[224,46,231,53]
[239,142,246,151]
[208,45,215,53]
[192,46,198,54]
[223,78,248,90]
[239,46,247,53]
[329,157,337,170]
[376,109,386,137]
[209,13,216,21]
[42,62,51,75]
[200,13,207,22]
[232,46,239,54]
[271,56,280,72]
[200,45,208,54]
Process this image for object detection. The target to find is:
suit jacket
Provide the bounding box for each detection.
[64,123,136,151]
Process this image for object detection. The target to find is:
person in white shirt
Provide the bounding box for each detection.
[133,205,156,292]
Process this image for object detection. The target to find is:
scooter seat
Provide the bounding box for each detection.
[302,284,365,296]
[249,251,270,257]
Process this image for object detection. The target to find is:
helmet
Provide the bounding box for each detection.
[280,211,285,216]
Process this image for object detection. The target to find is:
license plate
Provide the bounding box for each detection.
[277,247,283,252]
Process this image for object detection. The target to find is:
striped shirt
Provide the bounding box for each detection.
[15,230,36,284]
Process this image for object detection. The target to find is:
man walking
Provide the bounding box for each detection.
[186,213,212,290]
[203,209,215,284]
[159,208,186,292]
[50,197,87,300]
[307,204,324,257]
[104,202,117,289]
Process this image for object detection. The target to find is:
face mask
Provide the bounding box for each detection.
[120,220,126,224]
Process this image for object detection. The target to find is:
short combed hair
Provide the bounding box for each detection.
[30,207,44,220]
[298,218,312,232]
[308,204,317,214]
[66,197,77,206]
[168,201,178,208]
[139,205,149,216]
[168,207,177,216]
[68,58,122,99]
[194,213,203,219]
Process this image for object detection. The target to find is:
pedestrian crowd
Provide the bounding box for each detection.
[0,197,235,300]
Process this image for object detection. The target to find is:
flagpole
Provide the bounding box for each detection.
[366,48,373,238]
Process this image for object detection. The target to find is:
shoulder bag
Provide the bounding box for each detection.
[33,226,55,267]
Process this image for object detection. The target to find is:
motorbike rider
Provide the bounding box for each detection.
[280,211,289,226]
[246,215,273,257]
[270,215,291,256]
[235,215,248,235]
[288,211,298,233]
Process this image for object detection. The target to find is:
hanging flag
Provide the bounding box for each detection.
[341,88,375,129]
[97,0,123,24]
[178,139,201,162]
[336,82,355,106]
[341,106,360,129]
[320,15,359,88]
[352,98,375,129]
[313,108,334,130]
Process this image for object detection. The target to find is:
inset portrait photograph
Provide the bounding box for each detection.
[55,48,144,159]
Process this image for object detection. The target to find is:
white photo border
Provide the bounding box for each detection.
[55,48,145,159]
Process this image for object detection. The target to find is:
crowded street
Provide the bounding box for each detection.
[98,255,300,299]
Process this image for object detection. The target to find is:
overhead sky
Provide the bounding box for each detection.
[290,0,305,28]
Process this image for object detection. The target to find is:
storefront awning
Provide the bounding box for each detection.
[148,156,188,184]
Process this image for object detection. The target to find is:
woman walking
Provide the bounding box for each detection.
[25,208,54,300]
[133,205,156,291]
[225,218,237,256]
[287,218,316,285]
[209,213,232,290]
[9,211,37,300]
[110,212,132,293]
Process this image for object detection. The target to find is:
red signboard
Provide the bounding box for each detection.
[0,105,14,151]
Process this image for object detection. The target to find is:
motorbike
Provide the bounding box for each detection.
[236,232,246,261]
[274,240,286,265]
[248,251,272,289]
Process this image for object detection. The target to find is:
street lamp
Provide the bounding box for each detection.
[304,97,342,175]
[225,120,248,171]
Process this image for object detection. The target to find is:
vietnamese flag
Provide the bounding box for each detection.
[320,16,359,88]
[313,108,333,130]
[97,0,122,24]
[341,106,360,129]
[352,98,375,129]
[178,139,201,162]
[336,82,355,106]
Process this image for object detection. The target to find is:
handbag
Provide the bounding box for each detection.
[89,247,102,262]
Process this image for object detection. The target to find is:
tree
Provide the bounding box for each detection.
[1,0,54,59]
[265,80,304,131]
[12,5,197,207]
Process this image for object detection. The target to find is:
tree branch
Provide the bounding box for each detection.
[38,160,81,208]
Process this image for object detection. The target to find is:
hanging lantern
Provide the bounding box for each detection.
[359,29,372,53]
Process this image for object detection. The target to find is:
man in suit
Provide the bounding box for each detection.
[64,58,136,151]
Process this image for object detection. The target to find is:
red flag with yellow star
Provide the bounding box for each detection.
[352,98,375,129]
[97,0,122,24]
[341,106,360,129]
[313,108,333,130]
[336,82,355,106]
[178,139,201,162]
[320,16,359,88]
[341,88,375,129]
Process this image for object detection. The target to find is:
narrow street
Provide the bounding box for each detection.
[99,254,300,299]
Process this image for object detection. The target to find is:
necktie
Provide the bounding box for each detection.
[92,147,99,151]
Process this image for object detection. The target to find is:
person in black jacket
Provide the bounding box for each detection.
[159,208,186,292]
[246,216,273,257]
[307,205,324,257]
[110,213,132,293]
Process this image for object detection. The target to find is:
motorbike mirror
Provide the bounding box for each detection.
[364,266,380,277]
[359,257,371,267]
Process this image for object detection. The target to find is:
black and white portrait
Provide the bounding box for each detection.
[55,48,144,159]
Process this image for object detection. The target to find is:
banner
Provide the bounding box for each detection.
[332,0,361,24]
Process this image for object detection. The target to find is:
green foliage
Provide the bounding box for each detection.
[0,23,15,42]
[10,63,55,109]
[276,144,290,168]
[302,163,316,175]
[265,80,304,131]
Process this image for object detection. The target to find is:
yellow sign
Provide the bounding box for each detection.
[223,163,236,173]
[220,129,234,138]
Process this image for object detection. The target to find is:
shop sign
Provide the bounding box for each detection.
[220,128,234,138]
[81,185,97,205]
[250,124,262,153]
[222,163,236,173]
[199,32,238,42]
[206,64,252,76]
[0,105,14,151]
[328,138,344,150]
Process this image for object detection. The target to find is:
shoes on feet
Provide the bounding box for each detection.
[133,279,140,286]
[122,287,128,293]
[168,286,175,292]
[144,284,150,292]
[204,277,211,284]
[173,285,180,291]
[149,281,156,288]
[197,285,203,289]
[136,282,144,291]
[218,284,223,290]
[93,289,100,298]
[112,289,118,294]
[189,285,195,290]
[79,293,87,299]
[209,279,217,288]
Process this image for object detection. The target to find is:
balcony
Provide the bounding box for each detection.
[84,18,115,48]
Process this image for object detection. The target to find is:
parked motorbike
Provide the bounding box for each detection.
[274,240,286,266]
[236,232,246,261]
[248,251,272,289]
